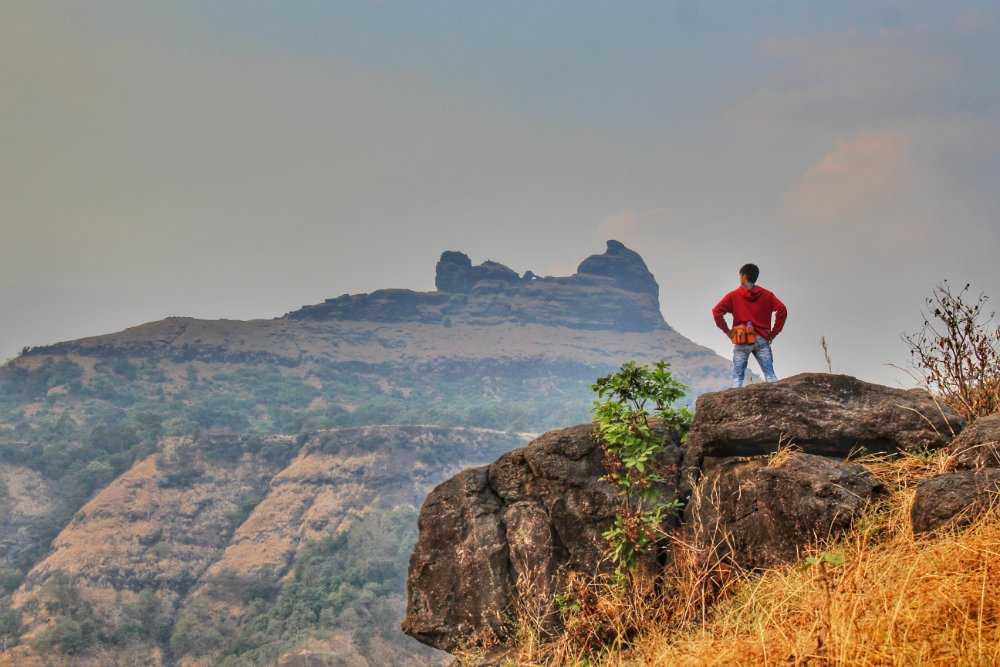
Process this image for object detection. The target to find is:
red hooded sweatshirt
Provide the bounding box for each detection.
[712,285,787,342]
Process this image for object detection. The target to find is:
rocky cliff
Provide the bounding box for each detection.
[402,373,974,657]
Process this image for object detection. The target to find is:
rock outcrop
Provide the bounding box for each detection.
[684,373,963,469]
[403,424,683,653]
[911,468,1000,533]
[946,413,1000,469]
[403,374,962,656]
[685,452,881,569]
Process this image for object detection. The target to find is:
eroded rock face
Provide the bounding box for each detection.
[685,373,963,468]
[684,452,882,569]
[402,424,682,653]
[946,414,1000,470]
[911,469,1000,533]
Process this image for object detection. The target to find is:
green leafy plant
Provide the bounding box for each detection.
[592,361,693,577]
[804,550,846,568]
[554,590,582,618]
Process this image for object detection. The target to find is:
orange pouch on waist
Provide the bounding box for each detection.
[731,324,757,345]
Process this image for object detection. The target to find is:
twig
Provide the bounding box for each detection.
[821,336,833,373]
[893,403,942,438]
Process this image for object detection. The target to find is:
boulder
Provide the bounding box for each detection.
[684,452,882,569]
[402,424,682,653]
[911,469,1000,533]
[685,374,963,478]
[946,413,1000,470]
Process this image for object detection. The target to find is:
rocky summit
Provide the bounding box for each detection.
[288,239,665,331]
[402,373,974,657]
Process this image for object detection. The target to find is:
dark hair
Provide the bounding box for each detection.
[739,263,760,283]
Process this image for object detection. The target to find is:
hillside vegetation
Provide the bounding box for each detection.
[0,427,525,666]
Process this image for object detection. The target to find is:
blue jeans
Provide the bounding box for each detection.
[732,337,778,387]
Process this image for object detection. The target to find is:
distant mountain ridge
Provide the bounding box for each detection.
[12,241,728,404]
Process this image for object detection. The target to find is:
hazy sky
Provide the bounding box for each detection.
[3,1,998,385]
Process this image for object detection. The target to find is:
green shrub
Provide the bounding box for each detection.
[170,600,225,656]
[0,358,83,400]
[0,604,21,651]
[31,573,103,655]
[592,361,692,577]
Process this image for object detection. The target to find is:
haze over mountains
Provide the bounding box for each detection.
[0,241,731,665]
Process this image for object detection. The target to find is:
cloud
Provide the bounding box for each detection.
[784,132,910,222]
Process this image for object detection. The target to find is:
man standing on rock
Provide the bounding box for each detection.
[712,263,787,387]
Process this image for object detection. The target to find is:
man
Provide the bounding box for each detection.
[712,263,787,388]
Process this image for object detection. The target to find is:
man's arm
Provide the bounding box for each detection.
[712,293,733,336]
[770,293,788,339]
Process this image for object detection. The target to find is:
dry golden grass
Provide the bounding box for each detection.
[502,451,1000,667]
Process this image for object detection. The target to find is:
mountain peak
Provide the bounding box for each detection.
[576,239,659,299]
